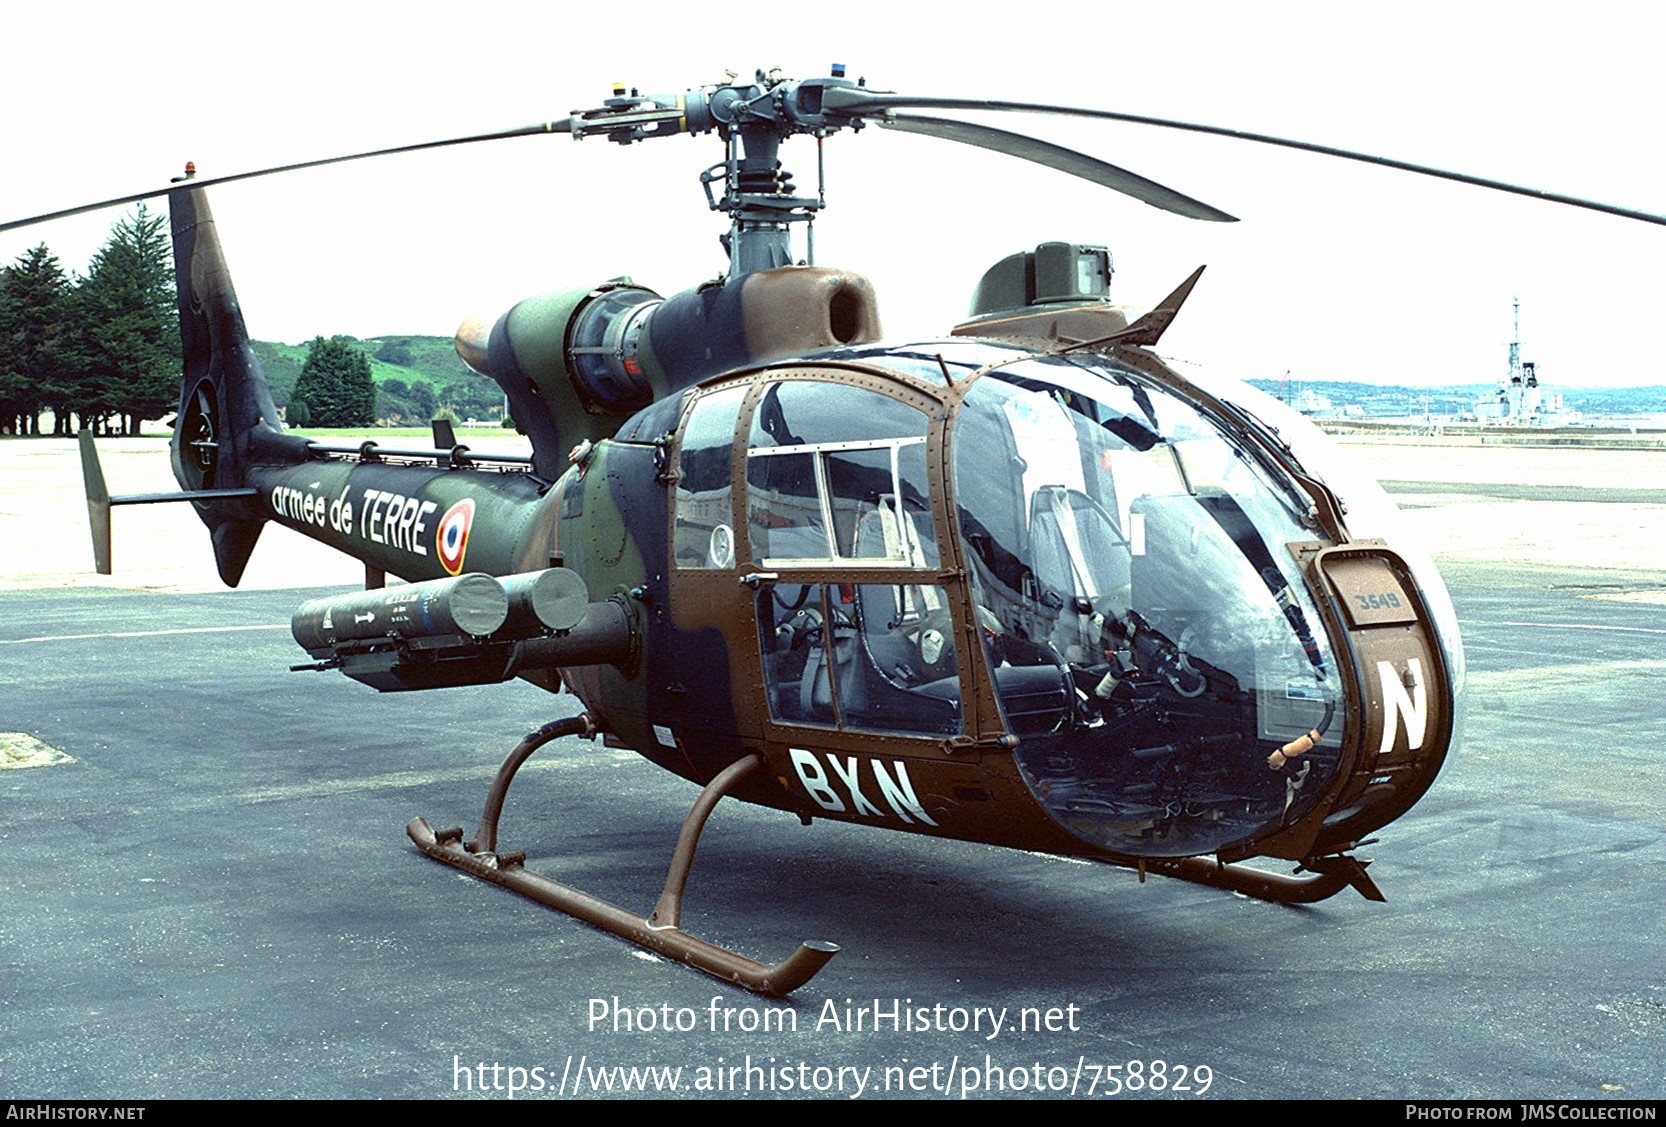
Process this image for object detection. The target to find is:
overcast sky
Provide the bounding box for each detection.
[3,1,1662,391]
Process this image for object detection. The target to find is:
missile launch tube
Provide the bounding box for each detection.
[501,567,589,634]
[292,573,509,656]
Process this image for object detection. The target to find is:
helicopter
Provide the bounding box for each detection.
[17,67,1661,997]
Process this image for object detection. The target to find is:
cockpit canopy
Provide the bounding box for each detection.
[669,346,1353,857]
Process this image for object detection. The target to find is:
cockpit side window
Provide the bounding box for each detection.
[673,384,747,569]
[744,378,960,737]
[745,381,935,568]
[755,580,960,737]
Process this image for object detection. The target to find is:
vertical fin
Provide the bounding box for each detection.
[167,180,307,586]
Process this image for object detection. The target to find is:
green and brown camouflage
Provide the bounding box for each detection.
[161,170,1463,890]
[47,70,1512,990]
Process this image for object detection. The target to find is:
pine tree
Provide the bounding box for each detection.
[71,204,180,435]
[0,245,72,435]
[291,336,374,427]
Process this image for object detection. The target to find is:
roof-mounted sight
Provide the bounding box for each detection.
[969,241,1114,318]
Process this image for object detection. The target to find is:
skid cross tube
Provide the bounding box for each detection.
[464,715,596,855]
[410,721,838,995]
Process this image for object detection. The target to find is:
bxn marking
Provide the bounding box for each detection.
[789,749,939,825]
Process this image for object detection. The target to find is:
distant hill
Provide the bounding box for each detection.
[247,346,1665,422]
[253,335,505,421]
[1247,379,1666,417]
[249,341,308,402]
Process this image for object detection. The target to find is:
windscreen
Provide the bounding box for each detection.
[954,356,1349,857]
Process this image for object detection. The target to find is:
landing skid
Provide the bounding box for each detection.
[1143,853,1385,904]
[408,714,839,996]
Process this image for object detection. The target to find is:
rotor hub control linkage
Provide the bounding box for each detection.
[569,70,866,275]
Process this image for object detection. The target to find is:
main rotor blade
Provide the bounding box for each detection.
[879,114,1236,222]
[0,120,572,234]
[827,89,1666,228]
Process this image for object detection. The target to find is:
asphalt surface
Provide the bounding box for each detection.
[2,463,1664,1100]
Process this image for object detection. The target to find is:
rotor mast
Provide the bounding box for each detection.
[571,68,858,281]
[712,118,825,275]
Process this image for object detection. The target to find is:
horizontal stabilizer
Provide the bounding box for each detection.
[78,429,258,575]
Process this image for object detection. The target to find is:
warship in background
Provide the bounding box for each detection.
[1463,298,1582,426]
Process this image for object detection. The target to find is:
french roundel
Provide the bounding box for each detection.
[436,498,475,575]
